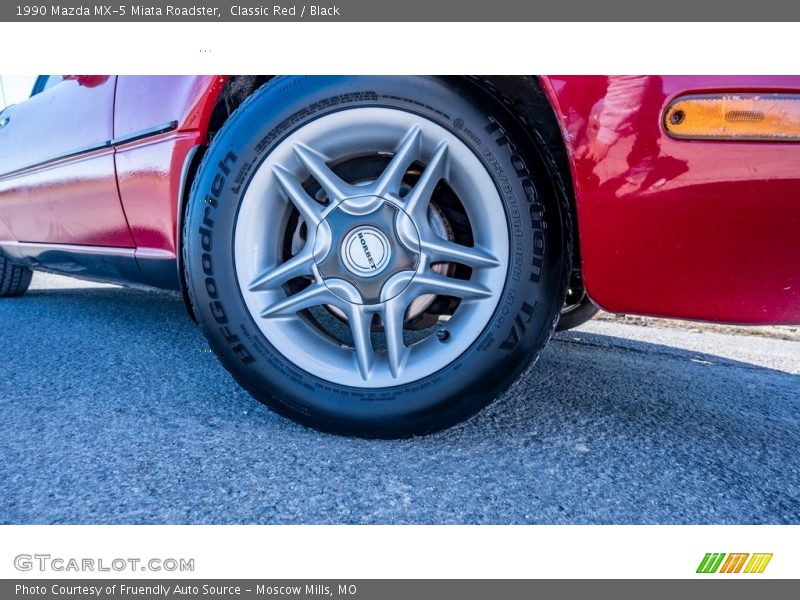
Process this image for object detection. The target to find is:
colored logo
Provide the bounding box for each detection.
[696,553,773,574]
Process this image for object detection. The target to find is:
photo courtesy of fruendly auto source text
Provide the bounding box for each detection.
[0,1,798,597]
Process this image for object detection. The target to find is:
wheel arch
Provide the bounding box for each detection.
[176,76,274,321]
[472,76,582,272]
[176,75,581,320]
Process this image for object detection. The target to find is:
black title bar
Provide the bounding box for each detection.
[3,579,800,600]
[2,1,800,21]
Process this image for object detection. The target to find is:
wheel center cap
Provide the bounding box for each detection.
[341,226,391,276]
[314,200,420,304]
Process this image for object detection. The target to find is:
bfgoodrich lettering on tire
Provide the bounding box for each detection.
[184,76,572,438]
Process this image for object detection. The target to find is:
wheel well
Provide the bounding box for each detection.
[205,76,578,248]
[207,76,274,140]
[177,75,580,320]
[470,76,581,268]
[178,76,274,321]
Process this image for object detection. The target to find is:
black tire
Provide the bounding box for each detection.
[556,269,599,331]
[557,295,600,331]
[0,255,33,297]
[184,76,572,438]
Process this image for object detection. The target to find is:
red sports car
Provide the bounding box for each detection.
[0,76,797,437]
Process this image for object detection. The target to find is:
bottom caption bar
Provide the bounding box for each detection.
[3,580,797,600]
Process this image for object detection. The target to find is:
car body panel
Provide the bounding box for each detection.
[0,75,227,290]
[0,75,136,247]
[113,75,227,256]
[541,75,800,324]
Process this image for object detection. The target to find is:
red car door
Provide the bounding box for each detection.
[0,75,135,247]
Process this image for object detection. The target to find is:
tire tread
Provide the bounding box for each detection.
[0,255,33,297]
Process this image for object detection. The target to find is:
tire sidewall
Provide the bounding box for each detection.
[557,298,600,331]
[185,76,569,437]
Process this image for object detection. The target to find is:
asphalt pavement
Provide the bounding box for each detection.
[1,273,798,524]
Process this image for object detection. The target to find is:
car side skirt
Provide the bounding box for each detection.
[0,241,180,291]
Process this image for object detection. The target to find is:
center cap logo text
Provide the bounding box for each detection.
[342,227,390,276]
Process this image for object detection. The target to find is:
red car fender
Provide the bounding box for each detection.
[540,75,800,325]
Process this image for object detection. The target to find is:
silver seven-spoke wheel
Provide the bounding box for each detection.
[234,108,509,387]
[186,76,569,437]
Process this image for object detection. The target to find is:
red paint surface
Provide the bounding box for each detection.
[0,75,135,247]
[0,75,226,252]
[114,75,226,254]
[542,76,800,324]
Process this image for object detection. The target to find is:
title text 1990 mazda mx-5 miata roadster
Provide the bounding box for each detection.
[0,76,798,437]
